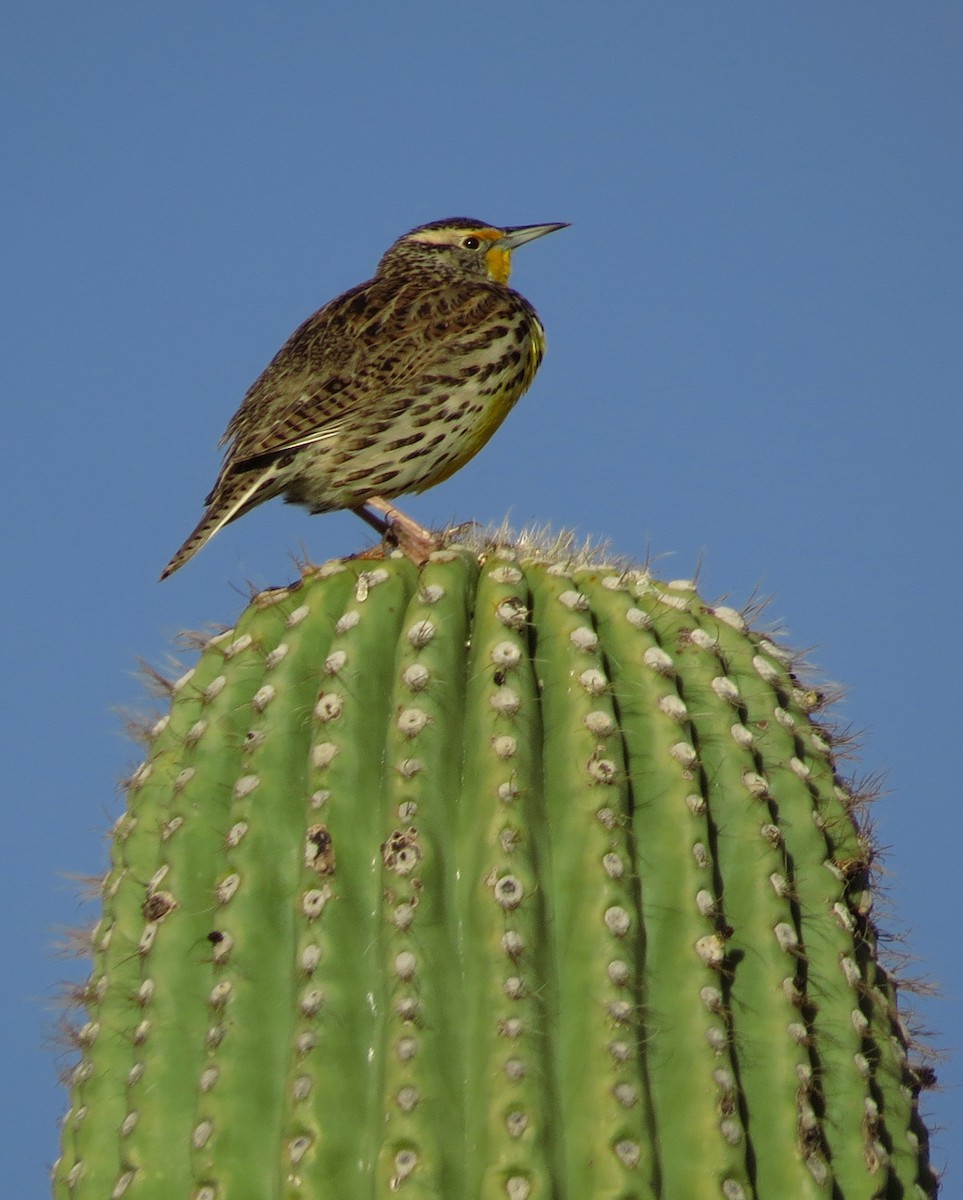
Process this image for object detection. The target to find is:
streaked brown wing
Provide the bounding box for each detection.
[220,277,517,469]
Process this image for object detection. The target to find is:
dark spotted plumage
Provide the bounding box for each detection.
[160,217,567,578]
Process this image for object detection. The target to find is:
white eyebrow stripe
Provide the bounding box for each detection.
[407,228,500,245]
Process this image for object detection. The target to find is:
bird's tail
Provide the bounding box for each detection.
[159,469,278,580]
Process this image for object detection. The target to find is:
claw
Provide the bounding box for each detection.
[352,497,443,565]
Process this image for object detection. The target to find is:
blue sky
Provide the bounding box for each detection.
[4,3,961,1192]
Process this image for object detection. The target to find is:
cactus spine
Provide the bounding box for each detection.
[54,543,937,1198]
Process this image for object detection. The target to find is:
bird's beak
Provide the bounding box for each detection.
[485,223,568,284]
[497,222,570,250]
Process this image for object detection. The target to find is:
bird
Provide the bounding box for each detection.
[160,216,568,579]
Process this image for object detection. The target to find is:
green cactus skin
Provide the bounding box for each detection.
[54,544,937,1199]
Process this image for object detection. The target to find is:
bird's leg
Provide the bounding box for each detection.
[351,497,442,565]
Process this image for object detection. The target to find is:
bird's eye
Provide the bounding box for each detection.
[461,236,481,250]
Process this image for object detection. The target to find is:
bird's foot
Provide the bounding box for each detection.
[352,498,443,565]
[446,518,482,541]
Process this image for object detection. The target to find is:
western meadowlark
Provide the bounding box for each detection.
[160,217,568,578]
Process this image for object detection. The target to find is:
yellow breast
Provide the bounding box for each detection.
[424,320,546,488]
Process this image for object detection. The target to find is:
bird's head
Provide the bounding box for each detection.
[378,218,569,284]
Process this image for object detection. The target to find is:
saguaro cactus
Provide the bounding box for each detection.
[54,541,937,1198]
